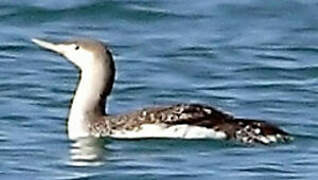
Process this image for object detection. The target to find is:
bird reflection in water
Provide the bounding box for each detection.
[69,137,108,166]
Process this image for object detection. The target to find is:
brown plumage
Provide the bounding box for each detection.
[88,104,291,144]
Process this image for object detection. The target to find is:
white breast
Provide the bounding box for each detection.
[68,114,90,140]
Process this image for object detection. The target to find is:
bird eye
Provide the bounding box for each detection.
[75,45,80,50]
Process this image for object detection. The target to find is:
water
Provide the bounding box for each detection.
[1,0,318,179]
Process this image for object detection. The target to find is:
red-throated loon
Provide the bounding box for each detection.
[32,38,292,145]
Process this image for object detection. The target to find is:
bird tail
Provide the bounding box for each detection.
[228,118,293,145]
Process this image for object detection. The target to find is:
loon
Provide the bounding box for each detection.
[32,38,292,145]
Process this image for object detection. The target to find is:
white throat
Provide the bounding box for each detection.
[67,62,114,140]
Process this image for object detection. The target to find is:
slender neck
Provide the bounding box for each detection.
[68,57,115,123]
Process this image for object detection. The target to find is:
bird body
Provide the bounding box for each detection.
[32,38,292,145]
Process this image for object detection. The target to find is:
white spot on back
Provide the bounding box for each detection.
[203,108,212,114]
[258,136,270,144]
[266,135,277,143]
[254,128,261,134]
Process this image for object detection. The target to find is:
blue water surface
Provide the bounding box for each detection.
[0,0,318,179]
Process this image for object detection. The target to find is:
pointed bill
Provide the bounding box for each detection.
[32,38,64,54]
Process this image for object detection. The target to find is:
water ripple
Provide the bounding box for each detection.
[1,0,318,180]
